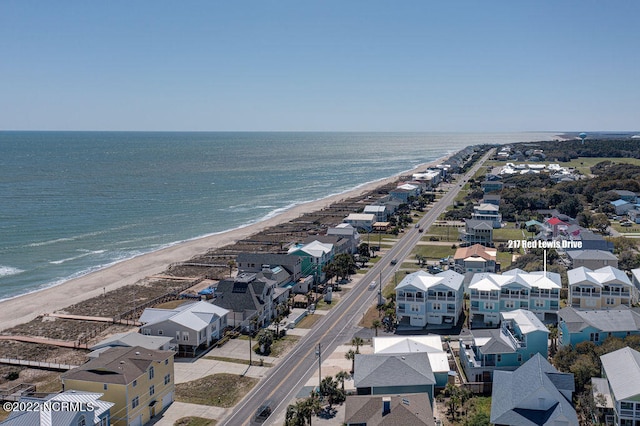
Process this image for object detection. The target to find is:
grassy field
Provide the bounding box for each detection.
[175,373,258,407]
[423,225,462,242]
[493,226,527,243]
[413,244,456,260]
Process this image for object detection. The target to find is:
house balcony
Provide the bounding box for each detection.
[571,290,601,298]
[501,323,526,349]
[602,290,631,297]
[530,291,559,299]
[427,294,457,301]
[500,293,529,299]
[397,295,425,303]
[470,293,499,301]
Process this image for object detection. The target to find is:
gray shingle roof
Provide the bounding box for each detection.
[344,394,435,426]
[558,306,640,333]
[490,353,577,426]
[600,346,640,401]
[354,353,435,389]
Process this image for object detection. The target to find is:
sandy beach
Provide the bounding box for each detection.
[0,156,450,332]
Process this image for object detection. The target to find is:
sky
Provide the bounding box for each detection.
[1,1,638,132]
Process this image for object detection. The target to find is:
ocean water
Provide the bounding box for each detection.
[0,131,555,301]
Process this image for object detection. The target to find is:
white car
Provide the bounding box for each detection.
[369,281,377,290]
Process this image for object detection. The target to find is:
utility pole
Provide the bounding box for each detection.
[316,343,322,391]
[249,333,252,367]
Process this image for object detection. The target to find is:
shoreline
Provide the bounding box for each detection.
[0,154,452,331]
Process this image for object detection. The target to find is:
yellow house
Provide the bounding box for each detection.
[61,346,175,426]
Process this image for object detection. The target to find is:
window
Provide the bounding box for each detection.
[142,329,151,335]
[158,329,163,335]
[132,380,137,387]
[164,374,171,385]
[101,417,108,426]
[606,298,615,305]
[149,385,155,396]
[149,366,155,380]
[518,354,522,363]
[410,305,420,313]
[432,303,441,310]
[485,302,495,310]
[497,354,502,362]
[535,300,545,308]
[183,332,189,341]
[77,415,86,426]
[590,333,600,343]
[504,301,515,309]
[103,383,108,390]
[164,359,169,366]
[132,396,139,409]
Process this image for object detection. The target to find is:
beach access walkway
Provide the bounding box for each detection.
[45,312,141,326]
[0,334,88,349]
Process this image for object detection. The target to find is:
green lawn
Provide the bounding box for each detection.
[493,226,526,243]
[413,244,456,260]
[423,225,461,242]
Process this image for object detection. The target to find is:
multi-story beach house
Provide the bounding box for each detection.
[459,219,494,246]
[568,265,637,309]
[557,306,640,347]
[139,301,229,356]
[389,183,421,203]
[395,270,464,328]
[213,272,276,330]
[490,353,577,426]
[236,253,302,282]
[326,223,361,254]
[471,203,502,228]
[342,213,376,232]
[453,244,498,273]
[288,240,334,283]
[459,309,549,384]
[61,346,175,426]
[363,205,390,222]
[468,269,561,326]
[595,347,640,426]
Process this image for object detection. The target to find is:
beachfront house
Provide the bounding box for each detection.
[61,346,175,426]
[236,253,302,283]
[139,301,229,356]
[89,332,174,359]
[595,346,640,426]
[288,240,334,283]
[389,183,421,203]
[453,244,498,273]
[459,309,549,384]
[343,213,376,232]
[1,391,114,426]
[568,265,637,309]
[353,353,435,404]
[326,223,361,254]
[363,205,390,222]
[490,353,577,426]
[395,270,464,328]
[373,335,450,388]
[459,219,493,246]
[344,394,435,426]
[469,269,561,326]
[471,203,502,228]
[213,273,276,331]
[557,306,640,348]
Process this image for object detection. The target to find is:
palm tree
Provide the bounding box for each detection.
[371,319,382,337]
[226,259,236,277]
[335,370,350,392]
[345,349,356,374]
[351,336,364,354]
[303,392,322,425]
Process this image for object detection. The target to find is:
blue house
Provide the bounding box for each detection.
[558,306,640,347]
[459,309,549,383]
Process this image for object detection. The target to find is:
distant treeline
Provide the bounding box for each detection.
[518,139,640,161]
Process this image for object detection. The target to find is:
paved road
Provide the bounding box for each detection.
[220,148,494,426]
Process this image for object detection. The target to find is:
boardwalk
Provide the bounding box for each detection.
[0,357,78,371]
[46,312,141,326]
[0,334,88,349]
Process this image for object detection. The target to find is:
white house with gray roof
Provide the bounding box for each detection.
[566,249,618,269]
[139,301,229,354]
[597,346,640,426]
[568,266,636,309]
[353,353,435,405]
[558,306,640,347]
[490,353,577,426]
[395,270,464,328]
[373,335,450,388]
